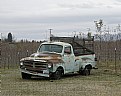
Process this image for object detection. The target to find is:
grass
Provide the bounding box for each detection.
[1,67,121,96]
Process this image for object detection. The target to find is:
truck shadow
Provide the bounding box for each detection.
[27,73,84,81]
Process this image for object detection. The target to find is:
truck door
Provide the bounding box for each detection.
[63,46,75,72]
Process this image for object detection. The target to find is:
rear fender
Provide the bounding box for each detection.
[82,64,92,70]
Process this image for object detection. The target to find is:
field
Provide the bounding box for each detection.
[0,41,121,96]
[1,67,121,96]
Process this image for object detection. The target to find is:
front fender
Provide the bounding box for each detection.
[52,63,65,73]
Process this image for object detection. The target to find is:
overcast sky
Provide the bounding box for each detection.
[0,0,121,41]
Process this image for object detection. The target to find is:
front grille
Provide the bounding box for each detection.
[23,60,47,73]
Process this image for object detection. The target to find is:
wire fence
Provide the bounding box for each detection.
[0,40,121,74]
[94,40,121,74]
[1,39,121,96]
[0,42,40,69]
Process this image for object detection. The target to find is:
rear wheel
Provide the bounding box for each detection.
[79,66,91,76]
[21,72,31,79]
[83,67,91,76]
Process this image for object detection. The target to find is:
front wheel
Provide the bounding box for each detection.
[53,69,62,80]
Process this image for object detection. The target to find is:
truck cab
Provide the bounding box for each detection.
[20,37,96,79]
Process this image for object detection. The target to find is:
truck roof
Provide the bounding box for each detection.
[42,41,71,46]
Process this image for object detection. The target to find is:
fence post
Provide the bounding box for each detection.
[27,50,29,57]
[8,55,10,69]
[0,39,1,68]
[114,48,117,74]
[18,52,20,64]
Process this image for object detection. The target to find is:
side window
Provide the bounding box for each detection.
[64,46,71,54]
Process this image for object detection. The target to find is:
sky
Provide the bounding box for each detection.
[0,0,121,41]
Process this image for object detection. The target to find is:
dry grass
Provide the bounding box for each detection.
[1,67,121,96]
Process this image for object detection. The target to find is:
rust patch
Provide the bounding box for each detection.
[22,53,64,64]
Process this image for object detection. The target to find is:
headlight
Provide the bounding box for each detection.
[20,62,23,66]
[48,63,53,68]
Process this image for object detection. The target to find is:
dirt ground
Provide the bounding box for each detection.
[1,68,121,96]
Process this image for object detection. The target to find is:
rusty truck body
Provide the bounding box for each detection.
[19,36,97,79]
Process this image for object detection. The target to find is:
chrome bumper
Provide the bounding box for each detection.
[20,69,50,77]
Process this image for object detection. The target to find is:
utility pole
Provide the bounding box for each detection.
[49,29,53,41]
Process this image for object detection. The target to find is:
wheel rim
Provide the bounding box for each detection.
[84,68,90,76]
[55,69,62,79]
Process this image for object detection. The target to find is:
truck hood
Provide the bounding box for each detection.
[20,52,64,64]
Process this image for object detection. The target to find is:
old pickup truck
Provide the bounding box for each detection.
[20,36,97,79]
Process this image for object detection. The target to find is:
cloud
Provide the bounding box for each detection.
[0,0,121,40]
[58,3,96,9]
[115,0,121,2]
[58,0,121,9]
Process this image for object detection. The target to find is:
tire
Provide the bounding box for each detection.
[53,69,62,80]
[79,67,91,76]
[21,72,31,79]
[83,67,91,76]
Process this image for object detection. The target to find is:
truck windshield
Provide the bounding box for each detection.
[38,44,63,53]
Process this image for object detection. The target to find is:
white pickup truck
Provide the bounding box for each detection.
[20,37,97,79]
